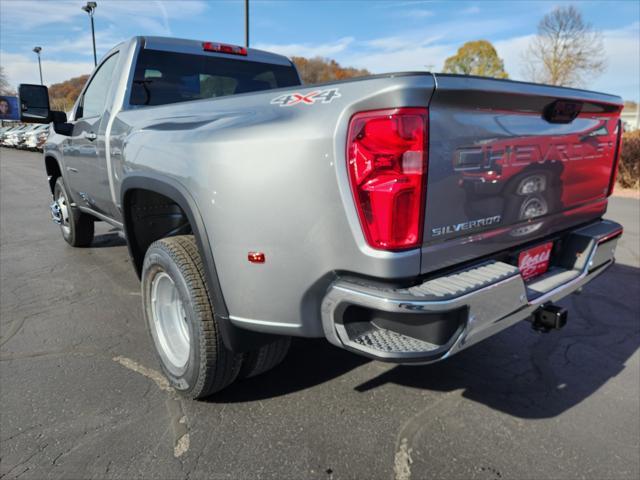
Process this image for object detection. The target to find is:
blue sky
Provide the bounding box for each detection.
[1,0,638,101]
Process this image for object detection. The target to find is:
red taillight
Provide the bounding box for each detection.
[202,41,247,56]
[607,119,623,197]
[248,251,265,263]
[347,108,428,251]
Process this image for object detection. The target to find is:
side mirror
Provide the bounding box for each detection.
[50,111,73,136]
[18,84,51,123]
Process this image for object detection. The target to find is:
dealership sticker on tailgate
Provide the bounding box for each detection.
[518,241,553,281]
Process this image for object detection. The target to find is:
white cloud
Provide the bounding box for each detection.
[363,34,443,52]
[493,34,536,79]
[341,43,455,73]
[0,1,207,35]
[45,27,124,58]
[461,6,481,15]
[591,22,640,100]
[0,51,93,88]
[375,1,433,7]
[0,1,83,29]
[94,1,207,32]
[254,37,354,58]
[363,17,525,51]
[399,9,434,18]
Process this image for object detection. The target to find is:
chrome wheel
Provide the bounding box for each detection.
[519,195,548,220]
[517,174,547,195]
[55,189,71,236]
[150,271,191,373]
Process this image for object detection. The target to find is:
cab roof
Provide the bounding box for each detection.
[139,36,293,67]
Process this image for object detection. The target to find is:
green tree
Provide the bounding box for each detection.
[442,40,509,79]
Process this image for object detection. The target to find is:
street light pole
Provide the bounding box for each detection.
[245,0,249,48]
[82,2,98,66]
[33,46,43,85]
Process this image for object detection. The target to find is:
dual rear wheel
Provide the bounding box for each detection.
[53,176,290,399]
[141,236,291,399]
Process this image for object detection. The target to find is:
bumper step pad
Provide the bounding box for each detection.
[351,326,440,354]
[404,261,519,299]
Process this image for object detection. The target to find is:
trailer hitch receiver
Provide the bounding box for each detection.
[532,303,568,332]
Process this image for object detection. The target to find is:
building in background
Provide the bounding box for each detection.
[621,105,639,131]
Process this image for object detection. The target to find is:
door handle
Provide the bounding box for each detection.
[85,132,97,141]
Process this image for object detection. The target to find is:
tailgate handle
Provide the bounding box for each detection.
[544,100,582,124]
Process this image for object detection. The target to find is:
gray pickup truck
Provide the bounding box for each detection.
[19,36,624,398]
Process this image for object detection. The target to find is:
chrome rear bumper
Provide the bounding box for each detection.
[321,220,622,363]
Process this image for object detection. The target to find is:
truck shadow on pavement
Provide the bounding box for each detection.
[90,231,127,248]
[212,264,640,419]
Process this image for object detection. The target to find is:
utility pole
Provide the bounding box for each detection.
[245,0,249,48]
[33,46,43,85]
[82,2,98,66]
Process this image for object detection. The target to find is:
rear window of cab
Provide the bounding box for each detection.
[130,49,300,106]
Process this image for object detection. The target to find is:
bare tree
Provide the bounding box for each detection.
[524,6,606,87]
[0,66,15,95]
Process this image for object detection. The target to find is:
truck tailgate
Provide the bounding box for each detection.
[421,74,622,274]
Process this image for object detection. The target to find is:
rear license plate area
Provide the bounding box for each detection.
[518,241,553,281]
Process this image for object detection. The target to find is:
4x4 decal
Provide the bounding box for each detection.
[271,88,341,107]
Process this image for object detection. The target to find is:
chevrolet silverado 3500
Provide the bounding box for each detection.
[18,36,624,398]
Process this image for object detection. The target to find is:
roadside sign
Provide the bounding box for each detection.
[0,96,20,121]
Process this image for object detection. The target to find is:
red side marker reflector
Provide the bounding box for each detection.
[202,41,248,56]
[248,252,265,263]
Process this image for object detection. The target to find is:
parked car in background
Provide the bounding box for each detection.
[2,125,30,147]
[23,124,50,151]
[16,125,37,150]
[0,124,23,146]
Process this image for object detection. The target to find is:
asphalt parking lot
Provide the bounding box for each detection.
[1,148,639,480]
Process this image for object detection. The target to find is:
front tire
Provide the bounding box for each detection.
[142,235,243,398]
[53,177,94,247]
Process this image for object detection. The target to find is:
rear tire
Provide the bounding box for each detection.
[239,337,291,379]
[53,177,94,247]
[142,235,243,398]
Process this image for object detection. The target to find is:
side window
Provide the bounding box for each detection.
[78,52,120,119]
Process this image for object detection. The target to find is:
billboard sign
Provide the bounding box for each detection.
[0,96,20,121]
